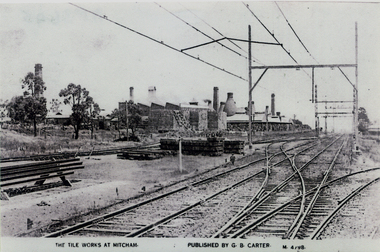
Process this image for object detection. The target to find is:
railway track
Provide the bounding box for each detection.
[219,167,380,239]
[42,138,317,237]
[213,135,380,239]
[28,134,377,239]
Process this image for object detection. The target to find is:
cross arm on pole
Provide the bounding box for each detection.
[316,112,352,115]
[226,38,282,46]
[337,67,357,91]
[181,37,281,52]
[250,68,268,93]
[181,38,227,52]
[251,64,356,69]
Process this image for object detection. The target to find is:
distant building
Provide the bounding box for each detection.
[46,113,71,125]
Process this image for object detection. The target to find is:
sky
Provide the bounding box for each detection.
[1,1,379,131]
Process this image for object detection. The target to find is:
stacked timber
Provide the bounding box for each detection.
[160,137,224,156]
[117,149,176,160]
[160,139,180,151]
[224,140,245,154]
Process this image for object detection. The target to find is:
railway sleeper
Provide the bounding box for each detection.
[254,227,288,233]
[261,224,291,228]
[309,212,329,216]
[97,221,124,225]
[82,228,131,235]
[310,209,333,213]
[277,212,299,215]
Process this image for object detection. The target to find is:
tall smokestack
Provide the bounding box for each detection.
[148,86,156,104]
[129,87,134,102]
[271,93,275,116]
[34,63,43,80]
[213,87,219,112]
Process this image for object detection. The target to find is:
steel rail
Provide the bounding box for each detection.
[67,139,306,238]
[224,140,321,236]
[281,144,306,239]
[44,151,269,237]
[211,143,275,238]
[127,170,265,237]
[289,140,345,239]
[311,177,380,240]
[276,135,342,192]
[231,166,380,238]
[212,140,318,238]
[45,139,315,238]
[227,136,342,238]
[43,138,321,238]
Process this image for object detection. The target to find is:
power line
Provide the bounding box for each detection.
[155,3,247,60]
[274,2,354,101]
[243,2,299,64]
[68,3,247,82]
[243,1,316,82]
[178,2,266,66]
[275,2,320,64]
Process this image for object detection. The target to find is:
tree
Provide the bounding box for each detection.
[127,100,142,135]
[0,99,8,121]
[21,72,47,136]
[59,83,99,139]
[7,73,47,136]
[22,72,46,97]
[358,107,370,133]
[49,98,62,114]
[110,101,142,136]
[7,96,26,123]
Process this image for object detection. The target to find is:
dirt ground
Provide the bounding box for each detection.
[1,147,259,237]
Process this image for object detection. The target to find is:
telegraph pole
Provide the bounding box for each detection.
[354,22,359,150]
[313,67,319,137]
[179,137,183,173]
[126,101,129,141]
[324,101,327,134]
[248,25,253,149]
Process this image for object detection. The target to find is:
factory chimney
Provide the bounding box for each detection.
[265,106,269,122]
[34,63,43,80]
[34,63,43,98]
[224,92,237,117]
[213,87,219,112]
[148,86,157,104]
[271,93,275,116]
[129,87,134,102]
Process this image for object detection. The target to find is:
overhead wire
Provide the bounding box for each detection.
[243,1,317,84]
[242,1,309,93]
[274,2,354,118]
[275,2,320,64]
[155,3,248,60]
[274,2,350,101]
[165,2,276,92]
[68,3,247,82]
[243,2,299,64]
[178,2,266,66]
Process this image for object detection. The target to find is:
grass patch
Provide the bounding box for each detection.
[358,136,380,164]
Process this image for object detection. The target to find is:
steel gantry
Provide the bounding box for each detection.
[248,23,359,149]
